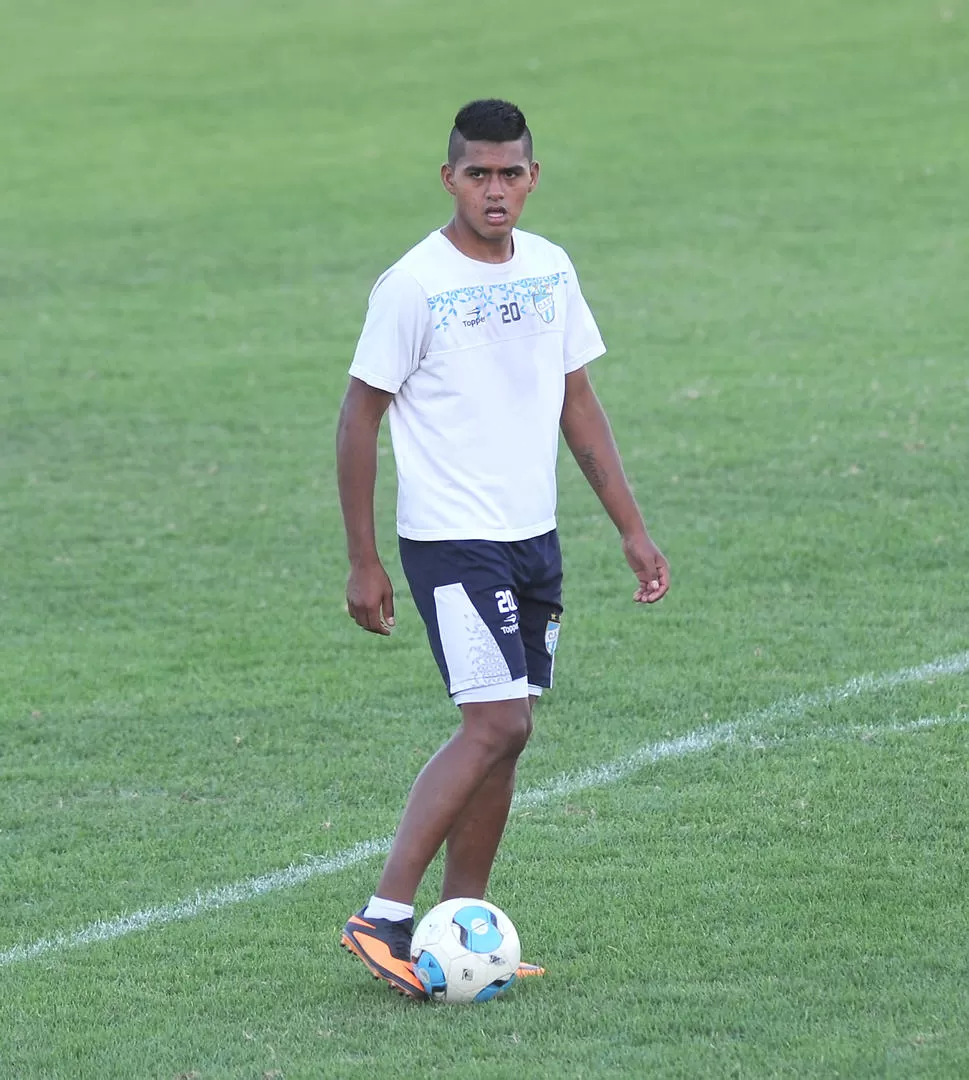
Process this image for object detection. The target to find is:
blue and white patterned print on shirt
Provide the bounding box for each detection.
[426,272,567,331]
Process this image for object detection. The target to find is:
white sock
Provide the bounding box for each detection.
[364,895,415,922]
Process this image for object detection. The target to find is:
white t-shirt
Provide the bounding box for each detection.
[349,228,606,542]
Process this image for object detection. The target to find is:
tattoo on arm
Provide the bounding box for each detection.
[576,447,609,493]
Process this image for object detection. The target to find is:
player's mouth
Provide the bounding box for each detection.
[484,207,508,225]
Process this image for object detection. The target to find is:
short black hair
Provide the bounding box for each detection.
[447,99,533,164]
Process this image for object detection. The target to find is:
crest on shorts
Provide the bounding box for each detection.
[545,612,561,656]
[532,285,556,324]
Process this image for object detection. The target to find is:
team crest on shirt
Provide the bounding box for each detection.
[531,285,556,324]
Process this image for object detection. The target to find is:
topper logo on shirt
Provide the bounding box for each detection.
[462,306,486,328]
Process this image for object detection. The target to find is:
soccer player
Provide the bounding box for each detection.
[337,99,669,1000]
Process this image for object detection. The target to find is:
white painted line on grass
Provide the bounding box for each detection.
[512,723,735,809]
[0,839,393,967]
[2,650,966,969]
[746,650,969,725]
[515,649,969,807]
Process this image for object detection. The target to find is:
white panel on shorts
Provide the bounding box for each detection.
[453,677,529,707]
[433,582,512,696]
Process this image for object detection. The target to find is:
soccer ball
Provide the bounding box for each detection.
[411,897,521,1004]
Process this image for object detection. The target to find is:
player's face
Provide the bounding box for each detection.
[441,140,540,247]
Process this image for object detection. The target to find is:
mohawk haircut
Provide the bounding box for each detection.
[447,99,533,165]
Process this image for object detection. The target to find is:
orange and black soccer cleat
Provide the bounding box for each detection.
[516,962,546,978]
[340,909,428,1002]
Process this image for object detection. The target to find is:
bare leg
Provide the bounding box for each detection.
[374,697,532,905]
[440,696,536,901]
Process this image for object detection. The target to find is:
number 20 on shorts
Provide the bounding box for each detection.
[495,589,518,614]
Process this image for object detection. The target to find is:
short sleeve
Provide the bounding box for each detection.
[563,259,607,374]
[348,269,432,393]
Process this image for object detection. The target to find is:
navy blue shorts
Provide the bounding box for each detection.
[398,530,563,705]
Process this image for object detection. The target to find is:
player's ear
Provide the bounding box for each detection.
[441,162,457,195]
[527,160,540,192]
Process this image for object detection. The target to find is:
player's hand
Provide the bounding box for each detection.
[346,559,396,635]
[621,531,670,604]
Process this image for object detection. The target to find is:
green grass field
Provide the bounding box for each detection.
[2,0,968,1076]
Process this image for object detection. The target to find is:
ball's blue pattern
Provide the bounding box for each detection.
[473,974,516,1002]
[413,949,447,995]
[452,905,503,953]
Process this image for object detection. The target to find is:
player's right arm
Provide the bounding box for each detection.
[337,377,396,635]
[338,268,430,635]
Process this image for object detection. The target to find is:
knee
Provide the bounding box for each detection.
[461,698,533,760]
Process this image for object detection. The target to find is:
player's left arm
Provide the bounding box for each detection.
[560,366,669,604]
